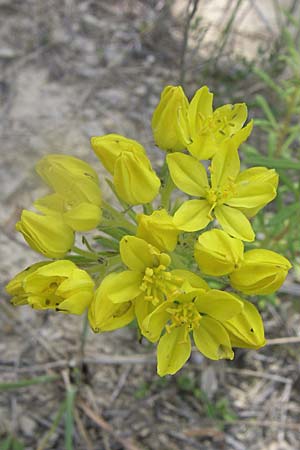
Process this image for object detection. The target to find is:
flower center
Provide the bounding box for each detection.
[140,266,183,306]
[165,301,201,340]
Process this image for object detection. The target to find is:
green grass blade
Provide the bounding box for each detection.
[0,374,59,390]
[0,437,13,450]
[65,386,77,450]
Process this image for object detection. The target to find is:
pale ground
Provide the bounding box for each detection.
[1,1,300,449]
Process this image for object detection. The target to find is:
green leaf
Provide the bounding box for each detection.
[253,67,286,97]
[268,203,300,226]
[255,95,278,127]
[244,155,300,170]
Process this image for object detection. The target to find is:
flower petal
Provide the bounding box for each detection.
[194,229,244,276]
[142,302,170,343]
[195,290,243,321]
[157,326,191,376]
[173,199,211,232]
[193,317,234,360]
[226,183,276,209]
[89,275,135,332]
[215,205,255,242]
[211,146,240,189]
[167,153,209,196]
[104,270,143,303]
[223,298,265,349]
[170,269,209,291]
[120,236,153,271]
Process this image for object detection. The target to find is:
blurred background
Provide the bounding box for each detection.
[1,1,300,449]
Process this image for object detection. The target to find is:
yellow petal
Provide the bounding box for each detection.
[157,326,191,376]
[36,154,102,206]
[214,103,247,134]
[189,86,213,119]
[16,210,74,258]
[142,302,170,343]
[230,249,291,295]
[215,205,255,242]
[234,167,278,217]
[104,270,143,303]
[151,86,189,151]
[90,134,146,174]
[136,209,179,252]
[134,294,155,330]
[223,297,265,349]
[226,183,276,210]
[114,152,160,205]
[6,262,50,301]
[211,146,240,189]
[229,119,253,148]
[63,203,102,231]
[89,274,135,331]
[195,229,244,276]
[174,199,211,232]
[120,236,154,271]
[167,153,209,196]
[34,193,65,215]
[193,317,234,360]
[170,269,209,291]
[59,291,93,315]
[195,290,243,321]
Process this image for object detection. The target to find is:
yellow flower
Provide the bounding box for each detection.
[91,134,160,205]
[178,86,253,159]
[34,194,102,232]
[16,210,74,258]
[223,297,266,349]
[6,260,94,314]
[151,86,189,151]
[102,236,205,328]
[113,151,160,204]
[35,154,102,231]
[136,209,180,252]
[90,134,146,174]
[229,249,292,295]
[6,262,50,305]
[88,273,135,332]
[195,229,244,276]
[167,146,278,241]
[142,288,244,376]
[36,154,102,206]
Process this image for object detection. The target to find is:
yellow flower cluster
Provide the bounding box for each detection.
[6,84,291,376]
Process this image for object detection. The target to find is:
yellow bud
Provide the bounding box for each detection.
[6,262,50,305]
[36,154,102,207]
[151,85,189,151]
[229,249,292,295]
[114,152,160,204]
[194,229,244,276]
[137,209,180,252]
[90,134,146,174]
[17,260,95,314]
[223,297,266,349]
[88,273,134,332]
[16,210,74,258]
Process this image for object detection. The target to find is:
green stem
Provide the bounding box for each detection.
[102,201,137,232]
[71,246,99,261]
